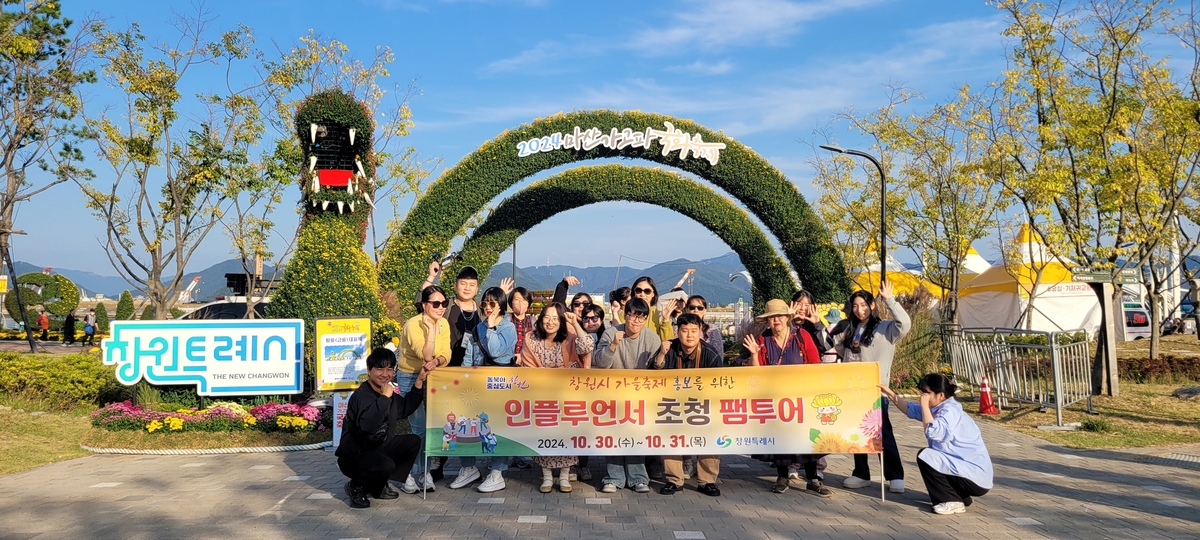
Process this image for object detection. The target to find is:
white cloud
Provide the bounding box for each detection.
[630,0,886,52]
[669,60,734,75]
[483,41,564,74]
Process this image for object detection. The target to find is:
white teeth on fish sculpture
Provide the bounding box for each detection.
[349,202,355,213]
[337,201,345,214]
[310,123,317,144]
[312,177,319,192]
[309,155,317,173]
[363,192,375,209]
[349,128,356,146]
[322,201,330,211]
[356,160,364,177]
[348,180,354,195]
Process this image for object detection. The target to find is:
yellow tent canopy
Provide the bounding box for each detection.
[959,262,1075,296]
[851,270,946,298]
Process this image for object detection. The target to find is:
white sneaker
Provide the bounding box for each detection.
[600,483,618,493]
[400,474,420,494]
[933,501,966,515]
[842,476,871,489]
[787,464,801,480]
[449,466,480,489]
[888,479,905,493]
[417,472,436,491]
[477,470,506,493]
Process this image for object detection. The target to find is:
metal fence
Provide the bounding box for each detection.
[939,324,1093,426]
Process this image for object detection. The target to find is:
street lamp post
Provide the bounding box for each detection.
[819,145,888,286]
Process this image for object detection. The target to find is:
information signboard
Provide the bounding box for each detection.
[315,316,371,392]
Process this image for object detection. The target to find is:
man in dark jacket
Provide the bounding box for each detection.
[336,347,433,508]
[649,313,724,496]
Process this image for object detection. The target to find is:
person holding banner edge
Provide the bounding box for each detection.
[337,347,435,509]
[452,286,518,493]
[397,285,453,493]
[650,312,724,496]
[831,281,910,493]
[742,299,831,497]
[878,374,993,515]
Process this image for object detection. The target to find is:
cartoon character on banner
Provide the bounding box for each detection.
[442,412,458,451]
[469,417,479,437]
[812,394,843,425]
[478,412,497,453]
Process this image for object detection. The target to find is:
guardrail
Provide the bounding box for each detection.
[939,324,1093,426]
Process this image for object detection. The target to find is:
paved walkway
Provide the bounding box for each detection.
[1,417,1197,540]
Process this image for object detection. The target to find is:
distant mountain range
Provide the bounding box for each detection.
[12,259,278,303]
[14,252,754,306]
[481,252,753,305]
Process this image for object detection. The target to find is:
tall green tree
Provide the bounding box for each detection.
[94,301,109,332]
[980,0,1200,360]
[0,0,99,351]
[79,7,273,320]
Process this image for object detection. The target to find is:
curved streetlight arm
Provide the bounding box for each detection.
[817,145,888,288]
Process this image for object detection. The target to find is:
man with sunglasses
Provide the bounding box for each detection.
[593,298,662,493]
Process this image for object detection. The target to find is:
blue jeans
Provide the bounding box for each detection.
[459,456,508,473]
[603,456,648,488]
[395,371,427,476]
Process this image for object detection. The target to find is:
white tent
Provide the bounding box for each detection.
[957,225,1101,335]
[961,246,991,275]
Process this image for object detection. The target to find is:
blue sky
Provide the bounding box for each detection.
[23,0,1008,278]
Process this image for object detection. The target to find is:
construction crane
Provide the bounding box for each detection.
[671,268,696,294]
[178,277,201,303]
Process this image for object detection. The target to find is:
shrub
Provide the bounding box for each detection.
[891,301,942,387]
[4,273,81,319]
[0,353,128,408]
[95,302,110,333]
[140,305,156,320]
[116,290,134,321]
[1119,355,1200,384]
[1081,417,1112,432]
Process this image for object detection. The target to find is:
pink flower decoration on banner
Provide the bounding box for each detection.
[860,407,882,440]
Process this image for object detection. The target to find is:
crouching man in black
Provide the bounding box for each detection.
[337,347,434,508]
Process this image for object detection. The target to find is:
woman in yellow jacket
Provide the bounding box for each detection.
[630,276,676,343]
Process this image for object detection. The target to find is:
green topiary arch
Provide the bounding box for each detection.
[446,164,794,308]
[379,110,850,304]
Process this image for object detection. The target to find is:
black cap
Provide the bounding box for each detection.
[456,266,479,281]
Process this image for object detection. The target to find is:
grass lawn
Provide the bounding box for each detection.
[977,383,1200,449]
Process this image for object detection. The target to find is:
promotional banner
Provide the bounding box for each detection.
[314,316,371,392]
[101,319,305,396]
[424,363,882,457]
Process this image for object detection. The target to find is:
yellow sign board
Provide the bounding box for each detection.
[425,363,882,456]
[314,316,371,392]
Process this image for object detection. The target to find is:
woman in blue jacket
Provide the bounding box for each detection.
[878,374,993,515]
[451,286,517,493]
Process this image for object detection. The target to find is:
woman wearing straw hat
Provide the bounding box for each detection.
[742,299,829,497]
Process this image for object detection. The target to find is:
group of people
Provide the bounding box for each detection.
[33,308,98,346]
[336,265,993,516]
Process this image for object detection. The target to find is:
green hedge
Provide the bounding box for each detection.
[96,302,110,333]
[379,109,851,304]
[446,164,794,311]
[0,352,128,408]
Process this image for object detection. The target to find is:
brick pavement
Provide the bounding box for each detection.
[1,418,1197,540]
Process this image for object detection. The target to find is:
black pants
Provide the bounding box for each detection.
[917,450,988,505]
[775,454,825,481]
[852,398,903,481]
[337,434,422,497]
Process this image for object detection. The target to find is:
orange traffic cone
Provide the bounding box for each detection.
[978,375,999,415]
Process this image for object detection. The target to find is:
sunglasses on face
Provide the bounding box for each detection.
[634,287,654,295]
[426,300,449,308]
[583,316,601,323]
[686,304,706,311]
[483,300,499,307]
[572,301,591,307]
